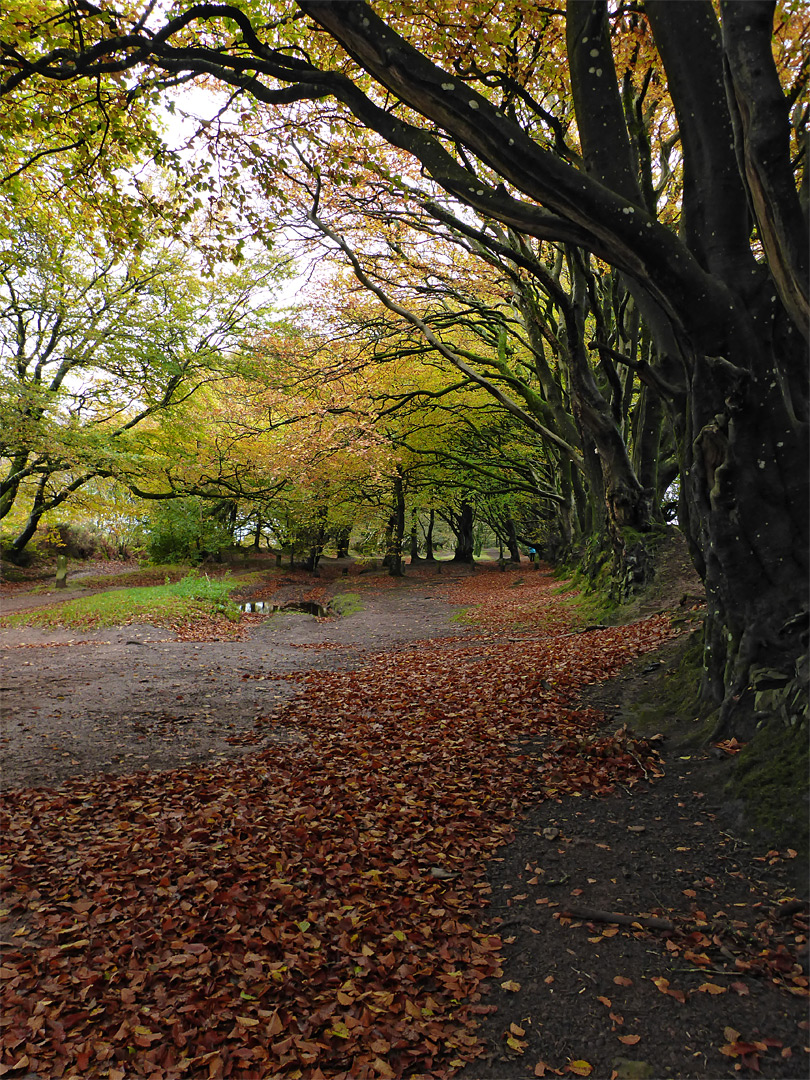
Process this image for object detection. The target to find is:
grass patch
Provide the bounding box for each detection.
[329,592,364,616]
[1,572,240,629]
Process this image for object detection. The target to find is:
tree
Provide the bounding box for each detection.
[2,1,807,735]
[0,222,289,557]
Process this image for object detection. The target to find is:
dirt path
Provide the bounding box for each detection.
[0,566,473,789]
[1,556,807,1080]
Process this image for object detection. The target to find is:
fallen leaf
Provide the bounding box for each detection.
[568,1061,593,1076]
[613,975,633,987]
[501,980,521,992]
[618,1034,641,1045]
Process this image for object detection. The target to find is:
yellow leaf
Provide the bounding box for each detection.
[568,1061,593,1076]
[500,980,521,992]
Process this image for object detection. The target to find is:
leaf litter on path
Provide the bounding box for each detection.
[1,569,798,1079]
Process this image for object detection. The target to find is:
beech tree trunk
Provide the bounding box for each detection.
[423,508,436,562]
[335,526,351,559]
[682,322,808,736]
[451,502,475,564]
[386,474,406,577]
[504,515,521,563]
[408,511,421,562]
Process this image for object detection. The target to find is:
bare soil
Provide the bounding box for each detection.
[0,558,472,788]
[1,546,807,1079]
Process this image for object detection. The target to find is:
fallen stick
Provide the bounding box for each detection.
[558,905,674,931]
[508,625,608,641]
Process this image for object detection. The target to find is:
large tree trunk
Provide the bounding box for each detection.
[682,321,808,736]
[450,501,475,564]
[503,515,521,563]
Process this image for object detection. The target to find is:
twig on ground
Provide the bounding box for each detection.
[558,905,675,930]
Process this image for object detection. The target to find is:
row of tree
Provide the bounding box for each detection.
[1,0,807,738]
[0,216,548,567]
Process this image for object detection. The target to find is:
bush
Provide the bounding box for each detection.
[142,498,233,565]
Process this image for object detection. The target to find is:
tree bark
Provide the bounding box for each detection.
[504,515,521,563]
[386,473,406,577]
[423,508,436,562]
[408,510,421,562]
[335,525,351,559]
[451,501,475,564]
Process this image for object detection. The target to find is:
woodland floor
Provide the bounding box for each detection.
[0,542,808,1080]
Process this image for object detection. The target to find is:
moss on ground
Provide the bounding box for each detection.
[626,631,713,741]
[553,566,619,627]
[330,592,364,616]
[620,629,808,865]
[727,721,809,858]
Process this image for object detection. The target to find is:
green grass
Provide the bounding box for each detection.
[329,592,364,616]
[1,572,240,629]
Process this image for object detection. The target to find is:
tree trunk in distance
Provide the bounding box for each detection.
[504,516,521,563]
[452,502,475,563]
[335,526,351,558]
[409,511,421,562]
[55,554,68,589]
[388,473,406,577]
[424,508,436,562]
